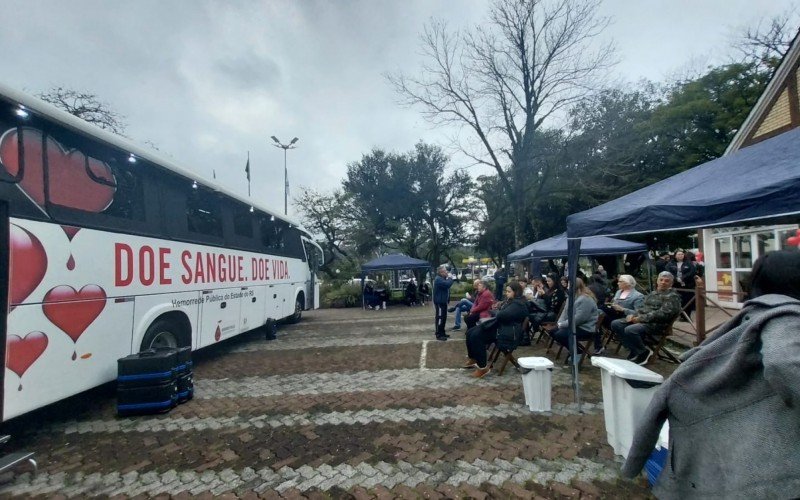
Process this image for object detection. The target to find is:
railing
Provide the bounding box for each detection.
[673,278,747,345]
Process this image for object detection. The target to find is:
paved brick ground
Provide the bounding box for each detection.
[0,305,679,498]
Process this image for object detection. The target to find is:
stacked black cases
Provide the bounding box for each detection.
[174,346,193,403]
[117,349,178,416]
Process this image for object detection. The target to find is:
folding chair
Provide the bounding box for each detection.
[0,435,37,478]
[645,319,682,365]
[554,313,604,367]
[487,345,521,375]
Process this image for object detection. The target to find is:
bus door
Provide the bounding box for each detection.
[238,285,266,333]
[199,288,241,346]
[267,283,282,321]
[302,238,321,309]
[0,202,8,418]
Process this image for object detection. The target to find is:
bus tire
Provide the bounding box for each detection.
[265,318,277,340]
[141,318,185,351]
[287,296,303,324]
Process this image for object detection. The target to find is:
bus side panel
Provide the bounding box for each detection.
[198,287,241,347]
[4,298,133,421]
[239,285,266,334]
[131,291,200,352]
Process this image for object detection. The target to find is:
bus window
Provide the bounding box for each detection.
[232,202,254,238]
[186,185,222,239]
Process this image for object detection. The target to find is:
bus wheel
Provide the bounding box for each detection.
[141,318,181,351]
[287,297,303,324]
[265,319,277,340]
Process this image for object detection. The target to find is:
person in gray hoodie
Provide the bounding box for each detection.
[622,250,800,499]
[551,278,599,354]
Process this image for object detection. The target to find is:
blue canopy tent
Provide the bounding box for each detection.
[508,232,648,277]
[562,126,800,408]
[359,254,432,308]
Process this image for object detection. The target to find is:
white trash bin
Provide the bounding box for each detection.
[518,357,554,412]
[591,357,664,458]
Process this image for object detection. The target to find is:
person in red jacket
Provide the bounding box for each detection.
[464,279,495,329]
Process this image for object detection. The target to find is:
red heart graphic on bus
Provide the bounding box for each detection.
[42,285,106,343]
[0,127,116,214]
[9,224,48,312]
[6,332,48,378]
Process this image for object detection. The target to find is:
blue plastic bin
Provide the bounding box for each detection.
[645,445,668,486]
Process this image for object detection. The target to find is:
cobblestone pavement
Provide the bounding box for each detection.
[0,306,676,498]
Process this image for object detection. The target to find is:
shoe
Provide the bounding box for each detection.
[447,306,456,313]
[436,335,448,341]
[451,325,461,330]
[633,348,653,366]
[462,358,478,369]
[472,366,491,378]
[626,350,637,361]
[593,347,607,356]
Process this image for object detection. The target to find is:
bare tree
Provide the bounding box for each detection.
[295,187,357,274]
[735,8,799,70]
[389,0,615,247]
[37,86,127,136]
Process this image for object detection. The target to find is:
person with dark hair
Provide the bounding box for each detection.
[543,275,566,320]
[666,249,697,320]
[623,250,800,498]
[463,281,528,378]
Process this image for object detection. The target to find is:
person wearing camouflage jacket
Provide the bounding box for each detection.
[610,271,681,365]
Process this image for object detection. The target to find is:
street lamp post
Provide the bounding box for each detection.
[270,136,299,215]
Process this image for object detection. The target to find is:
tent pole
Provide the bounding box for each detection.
[567,239,582,411]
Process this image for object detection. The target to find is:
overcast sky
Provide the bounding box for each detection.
[0,0,795,218]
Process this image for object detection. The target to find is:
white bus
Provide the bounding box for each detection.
[0,83,323,421]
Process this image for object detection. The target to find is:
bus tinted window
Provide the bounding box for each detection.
[186,185,222,238]
[232,202,254,238]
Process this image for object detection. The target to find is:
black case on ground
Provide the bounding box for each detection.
[117,348,193,415]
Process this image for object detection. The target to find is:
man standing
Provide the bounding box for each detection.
[433,265,454,341]
[448,279,480,330]
[610,271,681,365]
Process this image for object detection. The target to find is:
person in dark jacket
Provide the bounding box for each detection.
[463,281,528,378]
[665,249,697,320]
[433,266,454,341]
[622,250,800,499]
[543,275,566,321]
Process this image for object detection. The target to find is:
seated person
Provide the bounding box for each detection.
[404,280,418,306]
[542,275,566,321]
[448,279,479,330]
[463,281,528,378]
[419,281,431,305]
[551,278,599,356]
[588,273,608,305]
[600,274,645,328]
[610,271,681,365]
[363,281,380,309]
[464,279,495,329]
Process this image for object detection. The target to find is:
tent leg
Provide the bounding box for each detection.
[567,239,582,412]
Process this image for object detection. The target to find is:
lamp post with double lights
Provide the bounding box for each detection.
[270,136,298,215]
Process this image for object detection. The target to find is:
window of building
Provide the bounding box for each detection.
[733,235,752,268]
[756,231,777,256]
[715,237,732,269]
